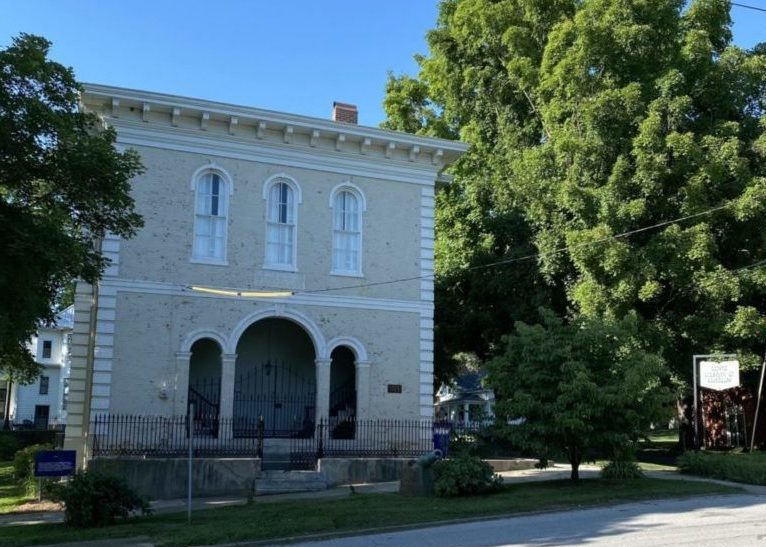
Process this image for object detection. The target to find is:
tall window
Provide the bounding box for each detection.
[62,378,70,410]
[265,181,296,268]
[193,172,228,262]
[332,190,362,274]
[41,340,52,359]
[39,376,49,395]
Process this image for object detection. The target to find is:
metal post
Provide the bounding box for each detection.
[188,402,194,523]
[692,355,699,450]
[750,350,766,452]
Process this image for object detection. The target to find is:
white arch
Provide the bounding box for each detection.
[262,173,303,203]
[326,336,369,363]
[228,306,327,358]
[328,182,367,211]
[189,162,234,195]
[181,329,228,353]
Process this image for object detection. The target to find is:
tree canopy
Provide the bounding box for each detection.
[0,34,143,381]
[487,310,671,479]
[383,0,766,385]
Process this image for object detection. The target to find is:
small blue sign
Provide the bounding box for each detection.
[34,450,77,477]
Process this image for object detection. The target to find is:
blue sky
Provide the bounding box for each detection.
[2,1,764,127]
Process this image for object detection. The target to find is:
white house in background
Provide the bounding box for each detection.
[64,85,466,463]
[5,306,74,429]
[435,371,495,425]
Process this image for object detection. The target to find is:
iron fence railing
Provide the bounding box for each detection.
[91,414,265,458]
[90,414,478,464]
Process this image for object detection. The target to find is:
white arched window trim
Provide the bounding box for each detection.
[190,164,233,266]
[329,183,365,277]
[263,173,301,271]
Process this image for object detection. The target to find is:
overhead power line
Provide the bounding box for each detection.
[732,2,766,14]
[302,201,736,294]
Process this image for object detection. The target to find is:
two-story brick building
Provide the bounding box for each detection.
[63,85,466,463]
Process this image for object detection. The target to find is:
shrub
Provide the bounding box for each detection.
[50,470,151,527]
[433,456,503,497]
[13,443,54,496]
[601,460,644,479]
[677,450,766,485]
[12,443,52,481]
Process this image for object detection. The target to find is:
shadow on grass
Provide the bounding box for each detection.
[0,477,748,547]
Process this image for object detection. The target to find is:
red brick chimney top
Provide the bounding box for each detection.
[332,102,358,124]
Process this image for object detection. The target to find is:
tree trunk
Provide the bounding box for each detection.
[568,445,581,481]
[570,462,580,481]
[2,379,12,430]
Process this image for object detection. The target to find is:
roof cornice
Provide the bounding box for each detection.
[81,83,467,170]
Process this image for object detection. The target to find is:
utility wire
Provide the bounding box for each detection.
[302,201,735,294]
[733,258,766,273]
[732,2,766,14]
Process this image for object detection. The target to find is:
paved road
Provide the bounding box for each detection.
[284,494,766,547]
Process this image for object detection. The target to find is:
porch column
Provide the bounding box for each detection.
[463,403,470,425]
[219,353,237,439]
[355,360,370,420]
[315,358,331,422]
[174,352,192,415]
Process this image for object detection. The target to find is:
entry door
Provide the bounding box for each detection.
[34,405,50,429]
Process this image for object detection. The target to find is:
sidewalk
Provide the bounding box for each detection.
[1,464,762,529]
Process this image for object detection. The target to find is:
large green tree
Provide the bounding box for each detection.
[384,0,766,385]
[0,34,143,381]
[487,310,671,479]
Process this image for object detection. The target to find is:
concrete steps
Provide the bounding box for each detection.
[256,470,327,495]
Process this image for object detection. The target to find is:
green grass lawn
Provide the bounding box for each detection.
[635,429,682,470]
[0,478,741,547]
[0,461,34,514]
[678,450,766,485]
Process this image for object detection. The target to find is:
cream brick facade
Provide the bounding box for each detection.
[64,85,466,464]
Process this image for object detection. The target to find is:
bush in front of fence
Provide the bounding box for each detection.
[677,450,766,485]
[432,455,503,497]
[50,470,152,528]
[13,443,53,495]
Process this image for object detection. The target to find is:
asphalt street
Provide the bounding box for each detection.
[283,493,766,547]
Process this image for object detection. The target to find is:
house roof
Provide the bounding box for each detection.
[39,305,74,331]
[54,305,75,329]
[455,372,486,392]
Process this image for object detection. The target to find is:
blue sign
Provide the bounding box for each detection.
[34,450,77,477]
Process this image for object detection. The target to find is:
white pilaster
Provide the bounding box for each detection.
[219,353,237,439]
[315,358,331,422]
[174,351,192,415]
[419,185,436,418]
[355,360,370,420]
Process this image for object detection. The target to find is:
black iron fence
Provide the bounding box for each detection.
[90,414,470,464]
[285,417,441,469]
[91,414,264,457]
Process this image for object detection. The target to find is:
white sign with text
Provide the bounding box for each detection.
[699,360,740,391]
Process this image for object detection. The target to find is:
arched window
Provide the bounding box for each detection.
[332,190,362,275]
[192,171,228,263]
[265,179,297,269]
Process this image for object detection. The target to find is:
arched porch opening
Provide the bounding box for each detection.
[234,318,316,437]
[188,338,222,436]
[329,346,356,439]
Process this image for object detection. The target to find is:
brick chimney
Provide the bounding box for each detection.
[332,102,358,124]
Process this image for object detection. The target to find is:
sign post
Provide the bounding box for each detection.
[188,402,194,523]
[751,350,766,452]
[692,354,739,449]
